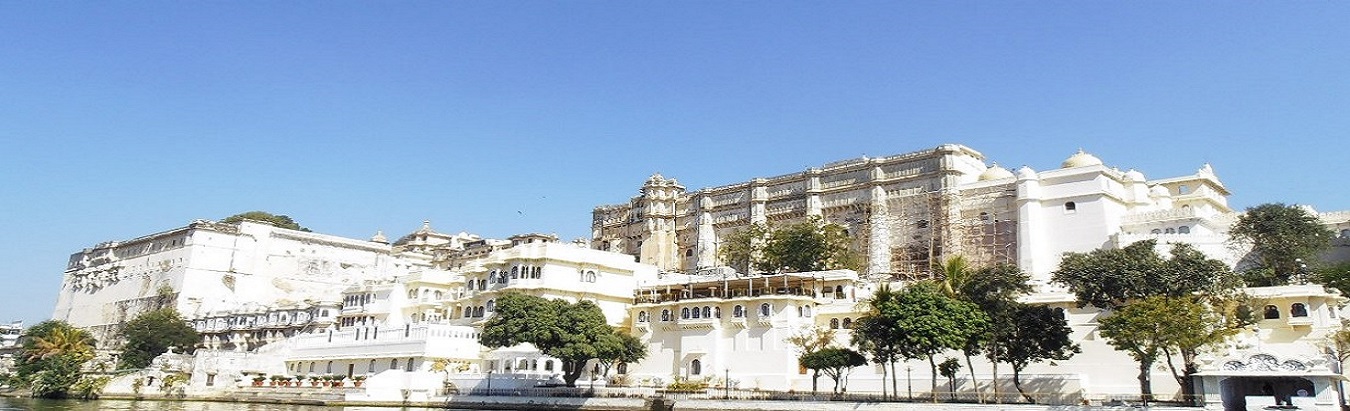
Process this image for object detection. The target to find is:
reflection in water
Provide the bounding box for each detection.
[0,398,445,411]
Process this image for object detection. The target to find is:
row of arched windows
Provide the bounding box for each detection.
[639,303,792,323]
[1150,226,1191,235]
[1263,303,1309,320]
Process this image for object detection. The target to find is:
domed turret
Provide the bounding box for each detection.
[370,231,388,244]
[1061,149,1104,168]
[978,163,1015,181]
[1124,169,1145,182]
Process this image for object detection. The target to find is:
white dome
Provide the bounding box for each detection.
[978,164,1015,181]
[1124,169,1145,182]
[1062,149,1104,168]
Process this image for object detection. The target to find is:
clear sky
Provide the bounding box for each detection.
[2,2,1347,325]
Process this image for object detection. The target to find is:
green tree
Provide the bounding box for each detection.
[480,293,616,387]
[889,282,988,402]
[798,347,867,395]
[786,326,836,394]
[1314,261,1350,296]
[938,357,961,400]
[1053,240,1235,310]
[118,308,201,370]
[852,284,900,399]
[221,211,310,232]
[959,263,1033,403]
[994,304,1078,403]
[1099,296,1205,401]
[594,330,647,377]
[1230,203,1333,285]
[718,217,861,274]
[718,223,768,275]
[14,320,97,398]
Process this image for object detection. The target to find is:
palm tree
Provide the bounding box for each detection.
[29,325,95,361]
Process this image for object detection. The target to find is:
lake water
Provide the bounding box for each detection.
[0,398,448,411]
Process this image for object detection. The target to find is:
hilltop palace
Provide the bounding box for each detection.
[51,144,1350,409]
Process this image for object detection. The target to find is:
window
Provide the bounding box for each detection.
[1291,303,1308,317]
[714,307,721,318]
[691,359,702,376]
[842,318,853,329]
[637,311,649,323]
[369,359,376,372]
[1264,305,1281,320]
[802,305,812,317]
[1178,226,1190,234]
[691,307,700,319]
[661,309,671,321]
[617,363,627,374]
[1064,201,1077,213]
[1151,229,1161,234]
[979,212,990,221]
[486,300,495,312]
[1165,228,1176,234]
[701,306,711,318]
[830,318,840,329]
[759,303,772,317]
[685,249,693,257]
[681,307,690,319]
[545,361,554,371]
[511,266,519,279]
[391,359,399,370]
[1341,229,1350,239]
[733,305,744,318]
[834,285,844,299]
[1178,185,1189,194]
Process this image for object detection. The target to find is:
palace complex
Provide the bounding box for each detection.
[50,144,1350,409]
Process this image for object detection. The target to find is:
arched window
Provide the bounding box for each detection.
[842,318,853,329]
[733,305,744,318]
[701,306,711,318]
[327,361,333,373]
[637,311,649,323]
[486,300,495,312]
[661,309,671,321]
[1165,228,1176,234]
[1064,201,1077,213]
[685,249,693,257]
[533,267,542,278]
[1264,305,1281,320]
[1151,229,1162,234]
[759,303,772,317]
[681,307,690,319]
[691,307,701,319]
[830,318,840,329]
[544,361,554,371]
[834,285,844,298]
[802,305,812,317]
[518,359,529,370]
[1178,226,1190,234]
[391,359,399,370]
[488,271,497,282]
[691,359,702,376]
[1291,303,1309,317]
[368,359,376,372]
[714,307,721,318]
[617,363,627,374]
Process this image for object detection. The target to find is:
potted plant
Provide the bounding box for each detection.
[308,375,321,387]
[332,375,345,388]
[269,375,284,387]
[251,374,266,387]
[351,375,367,387]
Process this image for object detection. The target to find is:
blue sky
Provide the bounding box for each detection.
[2,2,1347,325]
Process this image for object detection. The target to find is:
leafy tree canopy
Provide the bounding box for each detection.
[1052,240,1235,309]
[718,216,861,274]
[798,347,867,394]
[1315,261,1350,297]
[479,293,616,387]
[221,211,310,232]
[118,308,200,370]
[992,304,1079,403]
[1230,203,1332,285]
[594,330,647,376]
[14,320,97,398]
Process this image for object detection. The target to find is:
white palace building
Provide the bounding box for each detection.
[52,144,1350,410]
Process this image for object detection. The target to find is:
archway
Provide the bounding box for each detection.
[1219,376,1315,411]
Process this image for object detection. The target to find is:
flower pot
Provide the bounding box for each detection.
[353,381,364,388]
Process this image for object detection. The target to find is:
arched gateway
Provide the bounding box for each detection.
[1194,353,1342,410]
